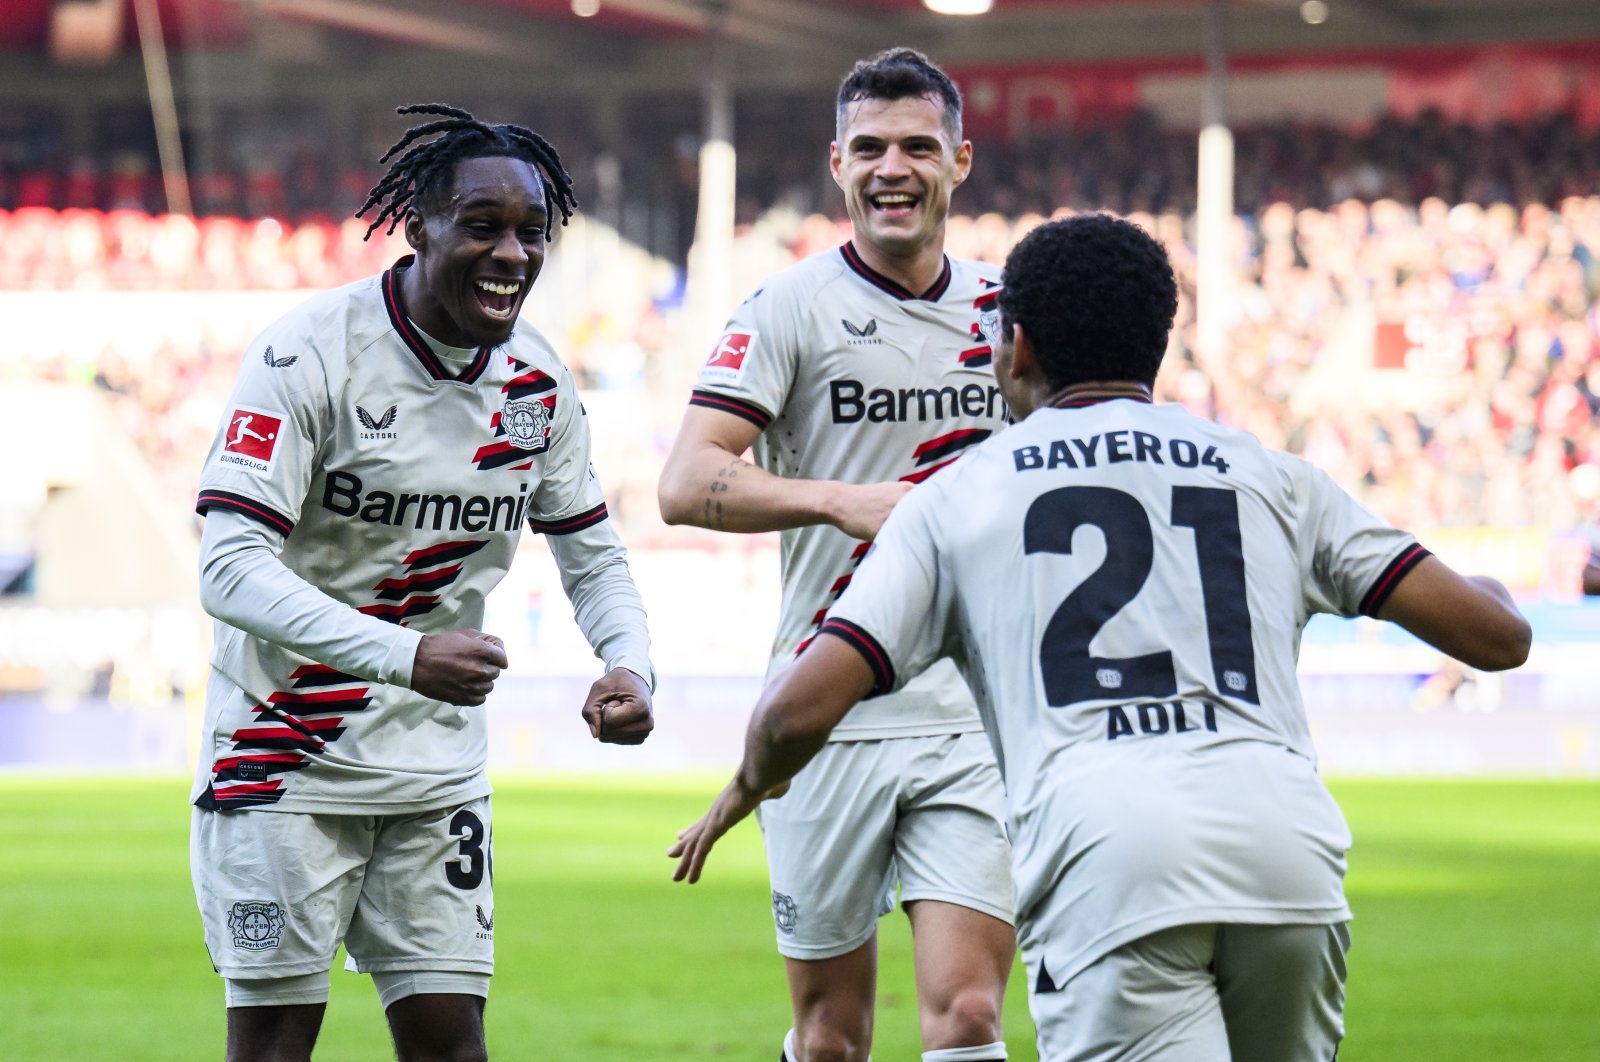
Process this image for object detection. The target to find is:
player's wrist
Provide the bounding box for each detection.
[817,479,856,531]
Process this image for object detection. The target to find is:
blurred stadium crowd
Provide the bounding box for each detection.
[6,113,1600,531]
[2,108,1598,708]
[5,107,1600,225]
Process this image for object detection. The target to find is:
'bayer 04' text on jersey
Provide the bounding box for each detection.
[825,397,1428,985]
[193,257,622,815]
[691,243,1008,741]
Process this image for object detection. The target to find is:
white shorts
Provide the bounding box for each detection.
[1026,921,1349,1062]
[757,731,1014,960]
[192,798,495,993]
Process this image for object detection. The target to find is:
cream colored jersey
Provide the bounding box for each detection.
[826,396,1427,985]
[193,257,634,815]
[691,243,1009,740]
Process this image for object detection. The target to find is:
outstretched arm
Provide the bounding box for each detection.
[657,406,911,540]
[670,635,877,883]
[1375,555,1531,671]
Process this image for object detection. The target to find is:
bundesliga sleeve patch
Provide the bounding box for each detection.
[703,330,756,381]
[218,407,286,474]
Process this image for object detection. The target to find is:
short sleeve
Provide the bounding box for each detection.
[1290,457,1430,618]
[527,365,609,534]
[196,329,328,536]
[686,281,803,431]
[822,484,956,695]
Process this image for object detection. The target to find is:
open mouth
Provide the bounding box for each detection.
[472,278,523,320]
[869,192,919,216]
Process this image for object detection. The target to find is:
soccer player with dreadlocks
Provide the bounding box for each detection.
[189,105,655,1062]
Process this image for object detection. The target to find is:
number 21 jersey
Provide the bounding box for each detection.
[826,395,1427,985]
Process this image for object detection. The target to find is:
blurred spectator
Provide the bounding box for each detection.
[1,110,1596,563]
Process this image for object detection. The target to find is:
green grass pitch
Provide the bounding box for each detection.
[2,775,1597,1060]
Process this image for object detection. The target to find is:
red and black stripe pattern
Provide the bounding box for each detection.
[382,258,491,384]
[902,428,992,485]
[1359,543,1432,617]
[795,541,873,657]
[356,539,486,625]
[960,285,1002,368]
[195,664,374,810]
[688,389,773,430]
[840,242,952,302]
[529,502,609,536]
[818,617,895,695]
[473,355,559,472]
[791,430,988,657]
[196,490,295,537]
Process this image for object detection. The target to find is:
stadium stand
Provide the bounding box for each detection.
[2,113,1597,771]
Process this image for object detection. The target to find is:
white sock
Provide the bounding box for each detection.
[923,1044,1008,1061]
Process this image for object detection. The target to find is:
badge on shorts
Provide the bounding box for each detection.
[228,900,287,951]
[772,890,798,934]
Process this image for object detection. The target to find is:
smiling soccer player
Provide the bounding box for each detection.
[190,105,656,1062]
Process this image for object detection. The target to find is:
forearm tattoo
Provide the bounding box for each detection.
[703,459,741,531]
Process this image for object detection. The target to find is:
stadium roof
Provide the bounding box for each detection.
[6,0,1599,87]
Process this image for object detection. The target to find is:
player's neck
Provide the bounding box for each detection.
[1044,380,1154,408]
[849,236,947,296]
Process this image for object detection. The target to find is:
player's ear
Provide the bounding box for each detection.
[403,209,426,252]
[952,139,973,187]
[1010,323,1037,382]
[829,142,845,189]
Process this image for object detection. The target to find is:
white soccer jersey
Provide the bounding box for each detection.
[692,243,1009,740]
[193,256,645,815]
[825,396,1428,986]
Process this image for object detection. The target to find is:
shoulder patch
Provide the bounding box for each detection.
[217,406,286,474]
[704,330,756,381]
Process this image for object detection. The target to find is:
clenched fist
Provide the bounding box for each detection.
[412,629,508,706]
[581,667,654,745]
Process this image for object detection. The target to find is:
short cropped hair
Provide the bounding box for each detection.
[997,215,1178,390]
[836,48,962,143]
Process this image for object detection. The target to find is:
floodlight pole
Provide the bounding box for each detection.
[1194,0,1234,367]
[133,0,193,216]
[688,0,738,379]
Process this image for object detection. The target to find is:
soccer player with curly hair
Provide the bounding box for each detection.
[191,105,655,1062]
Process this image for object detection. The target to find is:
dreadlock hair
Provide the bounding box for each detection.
[357,103,578,241]
[836,48,963,144]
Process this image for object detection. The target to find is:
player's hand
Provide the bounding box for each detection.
[411,630,508,706]
[581,667,654,745]
[669,777,765,884]
[832,480,914,540]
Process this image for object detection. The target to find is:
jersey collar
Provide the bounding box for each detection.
[839,242,952,302]
[1050,393,1154,409]
[381,256,493,384]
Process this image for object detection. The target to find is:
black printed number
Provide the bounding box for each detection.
[1023,485,1259,708]
[445,809,491,890]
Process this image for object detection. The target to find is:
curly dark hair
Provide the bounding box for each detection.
[836,47,962,143]
[997,214,1178,390]
[357,103,578,241]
